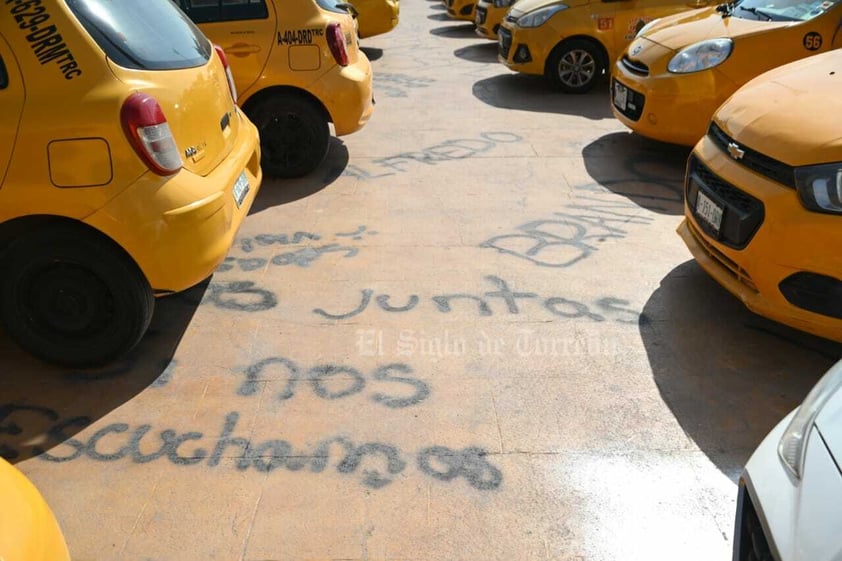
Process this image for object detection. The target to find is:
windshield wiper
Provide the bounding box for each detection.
[736,5,800,20]
[737,5,773,19]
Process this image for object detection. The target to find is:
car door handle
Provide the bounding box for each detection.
[225,43,261,57]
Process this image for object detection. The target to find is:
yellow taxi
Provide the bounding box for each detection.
[1,458,70,561]
[678,50,842,343]
[179,0,375,178]
[475,0,508,39]
[611,0,842,145]
[497,0,711,92]
[446,0,478,21]
[0,0,262,366]
[353,0,400,38]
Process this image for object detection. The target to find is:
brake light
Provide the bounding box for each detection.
[214,45,238,102]
[120,92,182,176]
[326,22,349,67]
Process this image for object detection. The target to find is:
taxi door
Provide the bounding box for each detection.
[599,0,648,59]
[180,0,277,99]
[0,34,24,189]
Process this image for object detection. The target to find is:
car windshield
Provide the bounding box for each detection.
[65,0,212,70]
[731,0,840,21]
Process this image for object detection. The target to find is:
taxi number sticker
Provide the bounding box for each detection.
[597,17,613,31]
[277,28,325,46]
[803,31,822,50]
[624,17,652,40]
[5,0,83,80]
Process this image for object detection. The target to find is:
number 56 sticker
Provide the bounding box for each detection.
[803,31,823,50]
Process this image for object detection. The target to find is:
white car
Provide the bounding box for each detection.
[735,360,842,561]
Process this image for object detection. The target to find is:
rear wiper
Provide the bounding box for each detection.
[337,2,359,17]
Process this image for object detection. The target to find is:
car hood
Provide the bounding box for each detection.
[642,8,789,50]
[713,50,842,167]
[508,0,587,18]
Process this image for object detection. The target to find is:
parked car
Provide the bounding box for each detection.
[0,0,262,366]
[353,0,400,38]
[735,358,842,561]
[1,457,71,561]
[678,50,842,343]
[445,0,478,21]
[496,0,712,92]
[179,0,375,178]
[611,0,842,145]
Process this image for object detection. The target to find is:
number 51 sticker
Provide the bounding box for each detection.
[803,31,823,50]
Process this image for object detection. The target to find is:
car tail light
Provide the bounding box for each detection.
[326,22,349,67]
[120,92,182,176]
[214,45,238,102]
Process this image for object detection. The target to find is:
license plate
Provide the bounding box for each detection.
[233,171,250,208]
[696,191,724,233]
[613,81,628,111]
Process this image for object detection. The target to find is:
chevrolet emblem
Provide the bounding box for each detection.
[727,142,745,160]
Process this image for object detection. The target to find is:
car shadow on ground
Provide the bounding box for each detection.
[430,23,477,37]
[454,42,497,63]
[249,137,349,214]
[427,12,452,21]
[0,280,207,464]
[473,73,613,119]
[360,46,384,61]
[582,131,690,215]
[641,260,842,480]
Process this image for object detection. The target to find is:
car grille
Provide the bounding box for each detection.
[498,27,512,59]
[620,55,649,76]
[476,5,487,23]
[734,483,775,561]
[708,123,796,189]
[686,155,765,249]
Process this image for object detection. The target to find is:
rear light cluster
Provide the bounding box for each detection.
[121,92,182,176]
[326,22,349,67]
[214,45,239,102]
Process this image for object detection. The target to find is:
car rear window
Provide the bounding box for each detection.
[314,0,353,15]
[65,0,212,70]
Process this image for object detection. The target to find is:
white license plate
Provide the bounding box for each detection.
[613,81,628,111]
[696,191,724,233]
[232,171,250,208]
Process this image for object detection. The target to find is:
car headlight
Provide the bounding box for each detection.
[634,17,660,38]
[778,361,842,479]
[667,38,733,73]
[516,4,566,27]
[795,163,842,214]
[493,0,514,8]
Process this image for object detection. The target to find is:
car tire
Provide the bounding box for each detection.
[0,224,154,367]
[545,39,604,94]
[248,94,330,178]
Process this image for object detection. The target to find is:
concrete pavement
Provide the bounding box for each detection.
[2,1,841,560]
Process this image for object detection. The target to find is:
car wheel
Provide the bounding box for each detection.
[546,39,604,94]
[0,224,154,367]
[248,94,330,178]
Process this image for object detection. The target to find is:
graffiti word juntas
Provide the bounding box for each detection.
[313,275,641,323]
